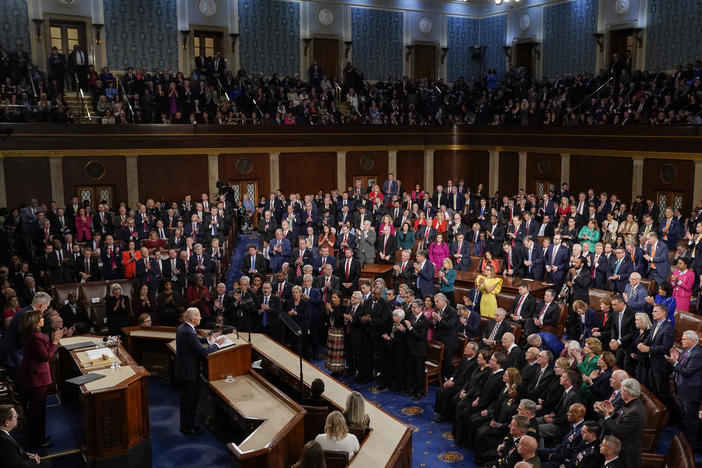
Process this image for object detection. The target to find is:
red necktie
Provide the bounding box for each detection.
[278,283,283,296]
[516,295,525,317]
[297,251,303,276]
[603,311,608,327]
[345,260,350,280]
[539,303,548,320]
[110,247,116,268]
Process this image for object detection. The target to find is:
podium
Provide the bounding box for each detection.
[58,336,151,468]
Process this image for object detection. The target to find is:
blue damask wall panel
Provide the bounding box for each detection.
[351,7,403,81]
[479,15,507,78]
[238,0,300,76]
[0,0,30,56]
[104,0,178,71]
[646,0,702,70]
[542,0,598,78]
[447,16,479,82]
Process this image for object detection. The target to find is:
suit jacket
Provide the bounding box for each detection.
[334,232,356,252]
[533,301,561,327]
[241,253,266,276]
[394,260,416,290]
[481,319,510,343]
[357,229,376,263]
[603,397,646,468]
[0,430,39,468]
[486,223,506,254]
[541,419,585,463]
[527,365,555,401]
[579,308,601,342]
[449,241,472,271]
[167,235,187,250]
[461,309,482,340]
[545,243,570,284]
[451,356,478,387]
[658,217,681,249]
[376,234,397,260]
[609,306,636,351]
[312,255,337,275]
[505,345,525,370]
[553,387,582,427]
[313,274,341,294]
[406,313,429,357]
[20,331,57,389]
[135,257,162,289]
[416,260,435,297]
[645,241,670,279]
[674,344,702,402]
[76,254,101,282]
[162,257,186,288]
[571,267,592,304]
[502,248,523,276]
[100,245,124,279]
[623,283,648,313]
[188,253,215,285]
[607,257,633,293]
[517,244,544,280]
[60,302,92,330]
[175,323,218,381]
[509,293,537,325]
[434,305,459,350]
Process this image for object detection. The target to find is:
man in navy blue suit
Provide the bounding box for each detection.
[658,207,681,251]
[175,307,226,435]
[607,247,633,293]
[188,244,214,287]
[639,304,674,406]
[269,228,291,273]
[414,250,435,298]
[666,330,702,450]
[450,232,472,271]
[518,236,544,280]
[544,234,569,288]
[100,235,123,280]
[135,246,162,295]
[644,232,670,285]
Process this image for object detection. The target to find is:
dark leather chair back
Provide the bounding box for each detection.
[640,386,668,452]
[52,283,80,307]
[302,405,329,443]
[323,450,349,468]
[541,303,567,337]
[674,310,702,347]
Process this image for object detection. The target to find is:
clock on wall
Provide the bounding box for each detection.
[418,16,433,34]
[198,0,217,17]
[318,8,334,26]
[615,0,631,15]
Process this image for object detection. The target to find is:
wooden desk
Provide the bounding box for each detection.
[123,326,186,377]
[58,336,151,467]
[360,264,395,289]
[450,271,552,298]
[247,333,412,468]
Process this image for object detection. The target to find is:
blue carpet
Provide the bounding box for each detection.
[225,234,262,291]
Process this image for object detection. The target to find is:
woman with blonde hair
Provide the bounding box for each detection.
[343,391,370,430]
[314,411,360,456]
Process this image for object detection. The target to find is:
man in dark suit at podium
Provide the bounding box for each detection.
[175,307,226,435]
[0,405,52,467]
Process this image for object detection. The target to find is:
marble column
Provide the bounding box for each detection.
[518,151,527,190]
[560,153,571,187]
[488,150,500,194]
[694,161,702,207]
[337,151,346,191]
[388,150,397,177]
[424,149,434,192]
[269,152,280,192]
[49,157,64,203]
[125,155,139,208]
[631,157,644,202]
[208,154,219,196]
[0,157,6,208]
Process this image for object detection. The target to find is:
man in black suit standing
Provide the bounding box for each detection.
[241,244,266,277]
[404,298,430,400]
[608,295,636,369]
[432,293,459,379]
[537,370,582,445]
[524,289,560,336]
[597,378,646,468]
[339,248,361,297]
[0,405,52,467]
[175,307,226,435]
[639,304,674,406]
[162,248,186,293]
[257,282,283,342]
[367,286,392,390]
[434,341,478,421]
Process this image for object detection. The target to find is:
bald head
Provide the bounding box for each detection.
[517,435,538,458]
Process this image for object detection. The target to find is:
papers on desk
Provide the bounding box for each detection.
[216,335,235,349]
[85,348,115,360]
[252,359,263,370]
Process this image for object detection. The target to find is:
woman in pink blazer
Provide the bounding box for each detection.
[672,258,695,312]
[428,232,450,269]
[20,308,63,448]
[74,207,92,241]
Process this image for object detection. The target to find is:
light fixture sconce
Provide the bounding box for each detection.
[93,24,104,44]
[440,47,449,64]
[229,33,239,50]
[303,38,312,56]
[344,40,353,58]
[405,45,414,63]
[32,19,44,41]
[632,28,643,48]
[593,33,604,52]
[180,29,191,49]
[502,45,512,60]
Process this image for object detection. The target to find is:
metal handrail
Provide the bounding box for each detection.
[28,64,37,99]
[572,76,614,116]
[74,73,92,121]
[334,82,342,102]
[217,78,231,103]
[116,76,134,121]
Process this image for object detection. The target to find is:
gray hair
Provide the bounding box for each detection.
[683,330,700,343]
[621,378,641,398]
[303,274,313,282]
[612,369,628,382]
[240,276,250,285]
[110,283,122,292]
[434,293,447,303]
[184,307,200,321]
[603,435,622,454]
[351,291,363,301]
[495,308,507,319]
[392,309,405,320]
[630,272,641,280]
[502,332,515,343]
[519,399,537,414]
[31,291,52,308]
[412,299,424,310]
[527,333,542,346]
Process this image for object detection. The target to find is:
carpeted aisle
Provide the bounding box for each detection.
[225,233,261,291]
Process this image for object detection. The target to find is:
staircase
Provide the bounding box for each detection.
[64,91,97,124]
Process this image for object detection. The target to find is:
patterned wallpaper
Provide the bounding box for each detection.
[447,16,480,82]
[479,15,508,78]
[104,0,178,71]
[238,0,300,76]
[0,0,30,55]
[351,7,403,81]
[542,0,598,78]
[646,0,702,70]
